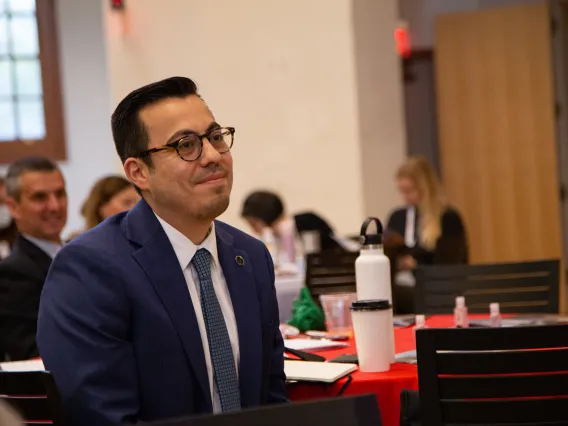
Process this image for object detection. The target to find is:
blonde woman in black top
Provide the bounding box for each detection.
[385,157,468,312]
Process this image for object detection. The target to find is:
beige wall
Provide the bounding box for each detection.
[105,0,405,235]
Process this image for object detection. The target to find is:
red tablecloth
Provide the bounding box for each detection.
[287,315,483,426]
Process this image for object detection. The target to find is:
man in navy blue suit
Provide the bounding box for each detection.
[37,77,288,426]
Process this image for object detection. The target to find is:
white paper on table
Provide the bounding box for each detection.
[0,359,46,371]
[284,338,348,352]
[395,350,417,364]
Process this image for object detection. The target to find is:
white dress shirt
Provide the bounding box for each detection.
[396,207,417,287]
[404,206,417,248]
[155,215,239,413]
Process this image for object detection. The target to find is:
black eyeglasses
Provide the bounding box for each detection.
[137,126,235,162]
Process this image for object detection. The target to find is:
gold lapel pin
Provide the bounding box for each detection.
[235,255,245,266]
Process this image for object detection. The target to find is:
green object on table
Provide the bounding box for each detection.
[288,287,326,332]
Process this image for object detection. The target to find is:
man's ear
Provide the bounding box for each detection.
[124,158,151,192]
[5,196,21,221]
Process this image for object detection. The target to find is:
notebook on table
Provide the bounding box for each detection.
[284,360,357,383]
[0,359,45,371]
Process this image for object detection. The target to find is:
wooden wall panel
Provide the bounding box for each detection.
[435,2,562,265]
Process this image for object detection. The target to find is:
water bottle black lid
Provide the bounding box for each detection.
[359,217,383,245]
[351,299,391,311]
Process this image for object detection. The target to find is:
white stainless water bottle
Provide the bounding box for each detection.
[355,217,394,362]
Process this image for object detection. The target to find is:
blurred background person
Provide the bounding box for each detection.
[68,175,139,240]
[242,190,344,266]
[0,156,67,360]
[385,156,468,313]
[0,177,18,259]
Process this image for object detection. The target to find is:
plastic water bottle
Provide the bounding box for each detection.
[414,314,427,330]
[414,314,428,346]
[454,296,469,328]
[355,217,394,362]
[490,302,502,327]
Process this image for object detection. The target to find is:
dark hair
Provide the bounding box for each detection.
[111,76,199,166]
[81,175,133,229]
[5,156,59,200]
[241,191,285,226]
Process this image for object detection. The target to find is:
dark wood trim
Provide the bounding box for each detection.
[0,0,66,164]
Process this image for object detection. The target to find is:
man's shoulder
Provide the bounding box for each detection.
[0,238,34,269]
[0,243,42,285]
[60,214,131,260]
[0,250,28,274]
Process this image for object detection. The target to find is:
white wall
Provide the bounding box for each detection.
[353,0,407,222]
[105,0,405,235]
[55,0,117,235]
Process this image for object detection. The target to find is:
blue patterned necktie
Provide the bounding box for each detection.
[191,248,241,412]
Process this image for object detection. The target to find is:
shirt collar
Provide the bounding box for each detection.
[154,213,219,270]
[21,234,63,259]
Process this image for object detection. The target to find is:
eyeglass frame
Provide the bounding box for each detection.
[136,126,235,162]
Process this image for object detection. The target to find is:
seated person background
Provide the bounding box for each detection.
[0,177,18,259]
[0,156,67,360]
[385,157,468,313]
[68,175,139,240]
[241,190,344,264]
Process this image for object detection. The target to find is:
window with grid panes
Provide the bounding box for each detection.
[0,0,66,163]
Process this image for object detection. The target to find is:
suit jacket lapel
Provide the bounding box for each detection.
[16,236,52,277]
[215,224,262,407]
[125,201,212,410]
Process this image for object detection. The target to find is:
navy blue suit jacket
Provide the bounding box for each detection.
[37,200,287,426]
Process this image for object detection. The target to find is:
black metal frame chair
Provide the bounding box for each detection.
[414,259,560,314]
[304,252,358,305]
[417,325,568,425]
[0,371,66,425]
[144,394,381,426]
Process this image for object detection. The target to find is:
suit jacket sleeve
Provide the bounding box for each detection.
[0,263,40,361]
[262,245,288,404]
[37,243,139,426]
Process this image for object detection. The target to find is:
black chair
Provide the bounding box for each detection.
[414,259,559,314]
[305,252,358,305]
[416,325,568,426]
[142,394,381,426]
[0,371,66,425]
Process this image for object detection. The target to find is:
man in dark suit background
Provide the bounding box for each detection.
[0,157,67,361]
[37,77,287,426]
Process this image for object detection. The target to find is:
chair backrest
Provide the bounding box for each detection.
[417,325,568,426]
[0,371,66,425]
[414,259,559,314]
[305,252,358,304]
[143,394,381,426]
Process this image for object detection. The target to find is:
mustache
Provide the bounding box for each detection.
[194,165,228,183]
